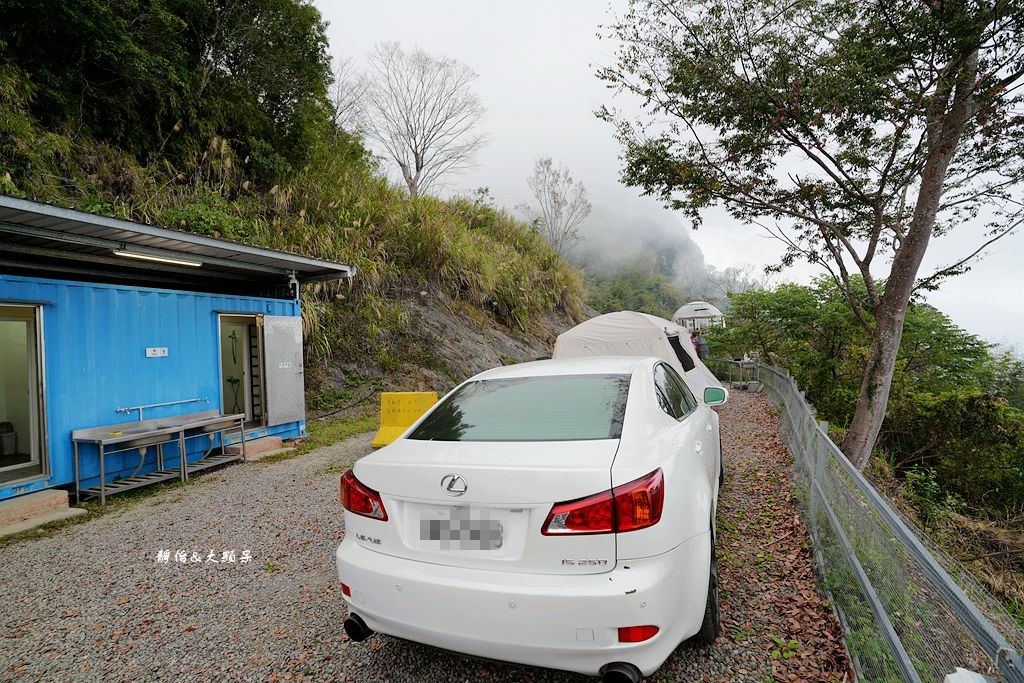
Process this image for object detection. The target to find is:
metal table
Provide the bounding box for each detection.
[72,410,246,505]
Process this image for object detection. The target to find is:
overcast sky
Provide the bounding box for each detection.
[317,0,1024,349]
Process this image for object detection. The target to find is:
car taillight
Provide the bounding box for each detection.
[543,489,615,535]
[542,469,664,535]
[618,625,659,642]
[614,468,664,532]
[340,469,388,521]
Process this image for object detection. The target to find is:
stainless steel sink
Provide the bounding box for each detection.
[114,427,153,435]
[114,424,181,435]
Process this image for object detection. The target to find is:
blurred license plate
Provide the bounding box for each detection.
[419,507,503,551]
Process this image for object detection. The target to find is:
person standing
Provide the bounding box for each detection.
[694,329,709,360]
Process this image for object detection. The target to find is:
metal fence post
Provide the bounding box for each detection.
[809,427,824,547]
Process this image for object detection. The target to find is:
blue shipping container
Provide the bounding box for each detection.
[0,273,305,501]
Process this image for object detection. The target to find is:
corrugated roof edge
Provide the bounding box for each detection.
[0,194,355,280]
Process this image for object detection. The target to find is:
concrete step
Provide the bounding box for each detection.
[242,446,296,462]
[0,489,71,527]
[0,489,87,537]
[224,435,284,458]
[0,506,87,537]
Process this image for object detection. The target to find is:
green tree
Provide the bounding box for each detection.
[588,266,688,319]
[599,0,1024,469]
[0,0,189,154]
[185,0,332,174]
[0,40,68,193]
[0,0,332,180]
[982,347,1024,410]
[707,280,997,424]
[884,392,1024,512]
[706,281,865,417]
[892,303,990,395]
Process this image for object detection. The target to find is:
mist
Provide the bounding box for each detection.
[570,201,765,310]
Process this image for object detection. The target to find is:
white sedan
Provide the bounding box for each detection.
[335,356,727,682]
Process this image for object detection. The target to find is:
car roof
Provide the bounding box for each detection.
[469,355,655,381]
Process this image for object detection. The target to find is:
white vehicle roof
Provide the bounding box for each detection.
[552,311,722,393]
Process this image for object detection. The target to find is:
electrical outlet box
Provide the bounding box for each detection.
[145,347,169,358]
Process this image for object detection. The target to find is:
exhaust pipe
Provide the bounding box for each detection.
[600,662,643,683]
[343,613,374,642]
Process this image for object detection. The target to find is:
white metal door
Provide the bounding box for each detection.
[263,315,305,426]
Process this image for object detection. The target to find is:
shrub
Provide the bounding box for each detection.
[159,192,245,239]
[903,467,966,528]
[883,392,1024,515]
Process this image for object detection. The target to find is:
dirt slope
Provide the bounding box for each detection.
[309,291,577,409]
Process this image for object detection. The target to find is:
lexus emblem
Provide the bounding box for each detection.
[440,474,468,497]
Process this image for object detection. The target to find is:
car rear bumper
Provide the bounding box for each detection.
[335,532,711,677]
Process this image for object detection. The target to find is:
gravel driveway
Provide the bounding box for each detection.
[0,393,849,682]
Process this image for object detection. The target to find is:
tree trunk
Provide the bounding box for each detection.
[841,306,907,469]
[399,162,418,198]
[840,49,979,469]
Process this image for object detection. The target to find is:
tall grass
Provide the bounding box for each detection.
[231,139,586,335]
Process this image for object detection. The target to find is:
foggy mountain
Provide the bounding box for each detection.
[570,202,765,312]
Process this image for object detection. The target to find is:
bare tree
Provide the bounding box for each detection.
[363,43,486,198]
[706,265,769,300]
[519,157,592,256]
[329,57,368,134]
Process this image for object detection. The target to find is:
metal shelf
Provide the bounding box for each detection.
[77,453,244,501]
[186,453,242,475]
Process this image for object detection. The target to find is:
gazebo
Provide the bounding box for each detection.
[672,301,725,331]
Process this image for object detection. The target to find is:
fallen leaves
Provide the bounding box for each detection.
[716,392,853,683]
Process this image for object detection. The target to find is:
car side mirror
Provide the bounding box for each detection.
[703,386,728,406]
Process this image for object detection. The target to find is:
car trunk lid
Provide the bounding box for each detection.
[349,439,619,575]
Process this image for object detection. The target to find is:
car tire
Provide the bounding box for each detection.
[718,438,725,487]
[696,544,720,646]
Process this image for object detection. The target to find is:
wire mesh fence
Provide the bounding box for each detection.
[710,359,1024,682]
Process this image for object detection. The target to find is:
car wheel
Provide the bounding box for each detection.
[696,543,720,646]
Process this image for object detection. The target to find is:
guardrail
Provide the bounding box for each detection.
[710,359,1024,682]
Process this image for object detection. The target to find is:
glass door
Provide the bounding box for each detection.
[0,304,44,483]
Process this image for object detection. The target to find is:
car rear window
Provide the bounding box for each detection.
[407,374,631,442]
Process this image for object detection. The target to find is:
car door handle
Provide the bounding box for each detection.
[707,424,712,432]
[695,441,703,452]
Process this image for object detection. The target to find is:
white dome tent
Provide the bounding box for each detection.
[553,311,723,395]
[672,301,725,331]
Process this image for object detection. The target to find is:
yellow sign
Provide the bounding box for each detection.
[371,392,438,448]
